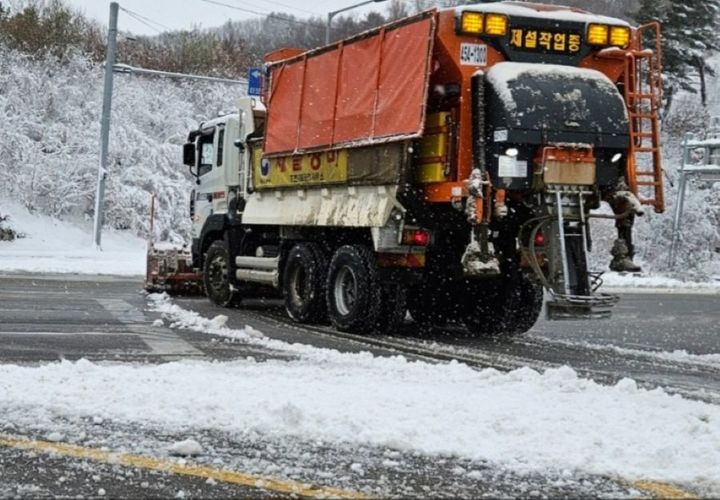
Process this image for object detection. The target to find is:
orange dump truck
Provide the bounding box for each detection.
[182,2,664,334]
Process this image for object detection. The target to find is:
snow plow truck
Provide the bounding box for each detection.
[181,2,664,335]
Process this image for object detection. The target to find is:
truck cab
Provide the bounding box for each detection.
[184,100,265,269]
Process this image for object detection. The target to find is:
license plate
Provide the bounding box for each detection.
[460,43,488,66]
[509,28,582,55]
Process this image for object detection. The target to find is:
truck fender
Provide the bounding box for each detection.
[193,214,228,269]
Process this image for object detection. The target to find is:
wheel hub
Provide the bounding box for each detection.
[334,266,357,316]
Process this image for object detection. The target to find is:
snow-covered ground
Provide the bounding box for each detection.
[600,271,720,293]
[1,293,718,492]
[0,202,145,276]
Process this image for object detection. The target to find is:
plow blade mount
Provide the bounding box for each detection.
[546,292,619,320]
[145,245,202,295]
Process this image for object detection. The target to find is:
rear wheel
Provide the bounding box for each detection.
[326,245,382,333]
[463,272,543,336]
[203,240,238,307]
[407,275,463,328]
[283,242,327,323]
[374,284,407,335]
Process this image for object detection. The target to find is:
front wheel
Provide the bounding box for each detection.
[203,240,238,307]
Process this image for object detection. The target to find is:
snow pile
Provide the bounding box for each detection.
[168,439,204,457]
[600,271,720,291]
[0,201,145,275]
[1,356,719,487]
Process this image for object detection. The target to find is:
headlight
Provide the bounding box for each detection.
[460,12,483,34]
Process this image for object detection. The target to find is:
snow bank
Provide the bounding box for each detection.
[1,295,719,488]
[1,357,718,486]
[600,271,720,292]
[0,201,145,275]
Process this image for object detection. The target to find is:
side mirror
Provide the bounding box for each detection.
[234,139,245,153]
[183,142,196,167]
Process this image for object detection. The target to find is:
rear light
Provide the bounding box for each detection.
[402,229,431,247]
[534,232,545,247]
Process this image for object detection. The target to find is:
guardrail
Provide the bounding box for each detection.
[669,133,720,265]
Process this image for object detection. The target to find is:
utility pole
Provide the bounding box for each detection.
[93,2,119,249]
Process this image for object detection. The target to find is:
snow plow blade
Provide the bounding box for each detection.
[545,292,619,321]
[145,245,202,295]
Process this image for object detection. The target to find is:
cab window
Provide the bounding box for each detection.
[217,129,224,168]
[198,136,214,177]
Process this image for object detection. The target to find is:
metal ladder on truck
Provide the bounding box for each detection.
[624,22,665,213]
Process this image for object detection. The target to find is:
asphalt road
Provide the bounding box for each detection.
[0,273,718,498]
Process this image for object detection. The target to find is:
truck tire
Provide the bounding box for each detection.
[407,278,463,329]
[373,284,407,335]
[203,240,238,307]
[326,245,382,333]
[463,272,542,336]
[283,243,327,323]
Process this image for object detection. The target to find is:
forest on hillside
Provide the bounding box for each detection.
[0,0,719,277]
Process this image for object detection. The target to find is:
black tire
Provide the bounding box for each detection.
[463,272,543,336]
[326,245,382,333]
[374,284,407,335]
[407,279,462,328]
[203,240,238,307]
[510,274,544,333]
[283,242,328,323]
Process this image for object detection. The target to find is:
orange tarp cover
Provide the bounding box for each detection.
[264,14,435,155]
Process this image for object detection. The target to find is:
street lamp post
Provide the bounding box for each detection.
[325,0,388,44]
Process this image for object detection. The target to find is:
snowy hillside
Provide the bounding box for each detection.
[0,48,239,244]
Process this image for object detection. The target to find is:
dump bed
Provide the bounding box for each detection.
[263,12,436,156]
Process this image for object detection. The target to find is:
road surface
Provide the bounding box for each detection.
[0,273,717,498]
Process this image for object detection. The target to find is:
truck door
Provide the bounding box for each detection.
[191,126,226,240]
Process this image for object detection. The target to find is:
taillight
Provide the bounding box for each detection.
[534,232,545,247]
[402,229,431,247]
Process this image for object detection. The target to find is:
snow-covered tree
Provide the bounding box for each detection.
[634,0,720,108]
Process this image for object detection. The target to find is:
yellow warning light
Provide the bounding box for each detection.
[587,24,609,45]
[484,14,508,36]
[461,12,483,34]
[610,26,631,48]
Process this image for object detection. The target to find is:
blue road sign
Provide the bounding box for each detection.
[248,68,263,96]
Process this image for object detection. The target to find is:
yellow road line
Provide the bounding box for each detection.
[632,480,697,499]
[0,434,365,499]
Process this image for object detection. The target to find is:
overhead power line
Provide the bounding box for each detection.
[249,0,320,16]
[198,0,313,26]
[119,6,173,33]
